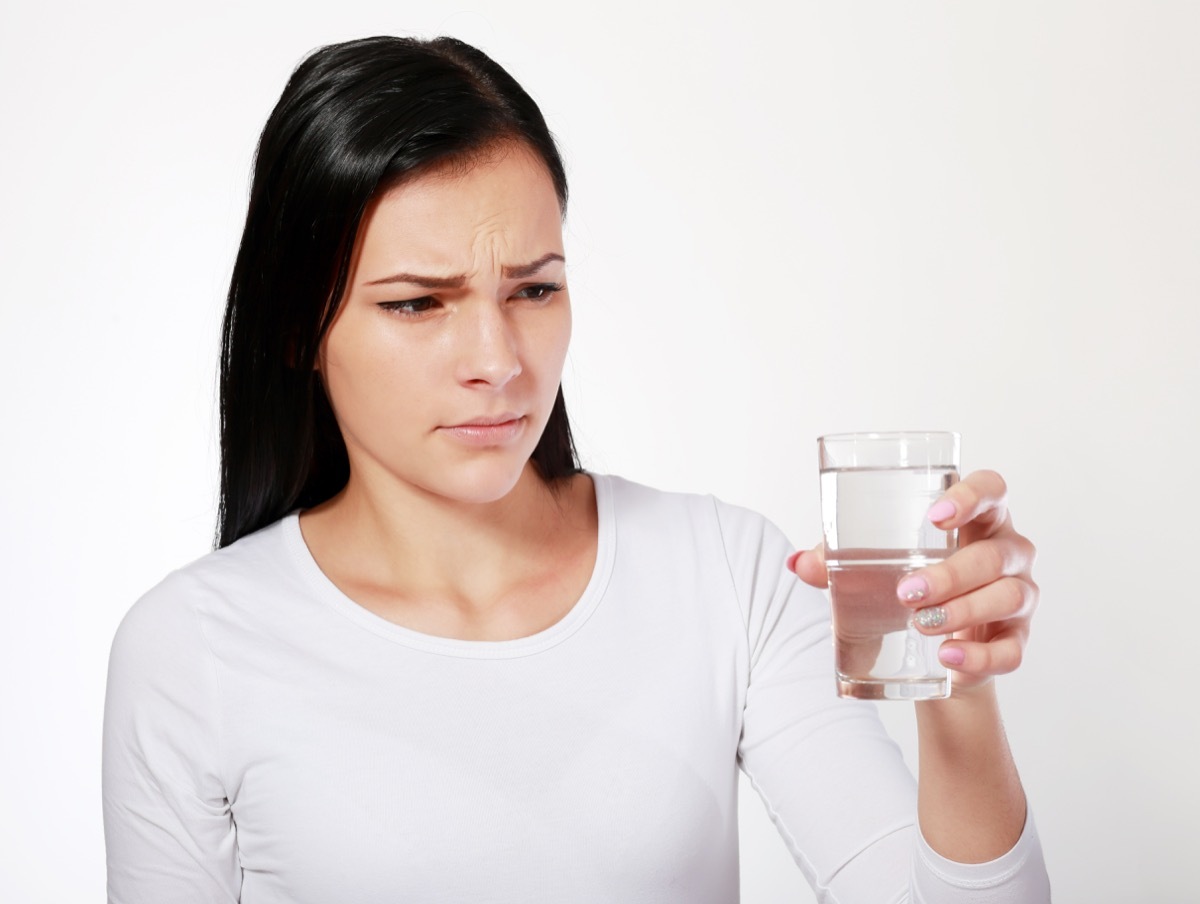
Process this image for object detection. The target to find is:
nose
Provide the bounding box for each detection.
[455,301,522,388]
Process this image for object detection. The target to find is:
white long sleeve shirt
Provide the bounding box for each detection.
[102,472,1050,903]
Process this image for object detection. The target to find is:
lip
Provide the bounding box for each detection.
[439,414,526,446]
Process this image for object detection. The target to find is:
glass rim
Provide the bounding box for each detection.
[817,430,960,443]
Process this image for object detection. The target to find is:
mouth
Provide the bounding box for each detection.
[447,413,523,428]
[439,414,526,446]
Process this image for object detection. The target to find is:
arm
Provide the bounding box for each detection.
[720,481,1049,901]
[915,684,1025,860]
[102,572,241,903]
[717,498,923,900]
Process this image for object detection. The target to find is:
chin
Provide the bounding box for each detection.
[418,454,536,506]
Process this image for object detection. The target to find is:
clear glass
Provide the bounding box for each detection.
[818,432,960,700]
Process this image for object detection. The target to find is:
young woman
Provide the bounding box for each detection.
[102,36,1050,903]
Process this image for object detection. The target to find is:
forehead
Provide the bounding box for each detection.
[355,145,564,273]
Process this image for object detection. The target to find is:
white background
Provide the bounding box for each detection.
[2,1,1197,901]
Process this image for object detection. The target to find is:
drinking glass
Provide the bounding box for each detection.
[818,431,960,700]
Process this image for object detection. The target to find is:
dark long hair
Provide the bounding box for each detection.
[216,36,580,549]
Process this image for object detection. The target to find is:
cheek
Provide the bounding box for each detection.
[529,304,572,379]
[321,320,435,425]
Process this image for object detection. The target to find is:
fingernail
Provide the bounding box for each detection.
[786,551,802,572]
[914,606,947,629]
[896,575,929,602]
[927,499,957,523]
[939,646,966,666]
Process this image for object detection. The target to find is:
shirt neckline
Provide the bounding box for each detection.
[280,471,615,659]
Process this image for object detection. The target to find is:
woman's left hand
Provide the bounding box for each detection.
[788,469,1039,693]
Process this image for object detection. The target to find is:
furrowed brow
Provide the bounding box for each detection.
[363,253,564,288]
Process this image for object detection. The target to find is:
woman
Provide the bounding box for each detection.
[102,36,1050,903]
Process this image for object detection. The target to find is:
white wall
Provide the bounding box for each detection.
[2,1,1197,900]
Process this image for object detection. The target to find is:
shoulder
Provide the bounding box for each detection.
[595,473,823,635]
[597,472,715,517]
[594,471,796,565]
[109,516,292,663]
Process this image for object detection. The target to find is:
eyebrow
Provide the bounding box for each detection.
[363,252,566,288]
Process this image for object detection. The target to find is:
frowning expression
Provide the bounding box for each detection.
[317,142,571,505]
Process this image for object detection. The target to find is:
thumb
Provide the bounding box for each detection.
[787,543,828,589]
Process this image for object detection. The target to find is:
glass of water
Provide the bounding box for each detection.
[818,431,960,700]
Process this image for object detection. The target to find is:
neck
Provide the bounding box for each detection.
[300,462,590,614]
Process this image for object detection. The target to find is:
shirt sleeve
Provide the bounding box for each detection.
[712,498,1051,903]
[102,571,242,904]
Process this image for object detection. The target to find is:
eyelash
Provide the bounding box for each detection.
[518,282,565,301]
[377,283,565,318]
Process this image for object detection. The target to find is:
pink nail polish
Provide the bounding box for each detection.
[896,576,929,602]
[927,500,957,523]
[939,646,966,666]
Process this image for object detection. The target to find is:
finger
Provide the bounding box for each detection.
[938,627,1027,677]
[911,576,1037,635]
[897,534,1037,606]
[788,543,828,589]
[926,469,1010,539]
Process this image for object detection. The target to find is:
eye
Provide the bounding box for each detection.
[514,282,564,302]
[377,297,438,317]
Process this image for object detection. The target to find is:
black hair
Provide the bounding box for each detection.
[216,36,580,549]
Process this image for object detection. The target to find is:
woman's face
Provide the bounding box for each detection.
[318,143,571,506]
